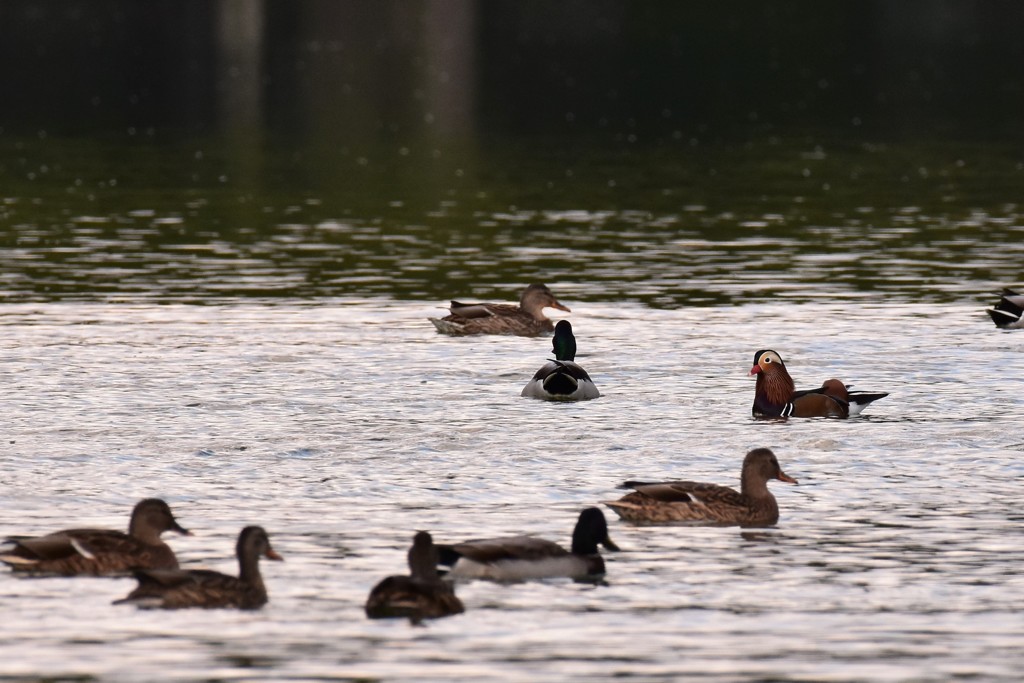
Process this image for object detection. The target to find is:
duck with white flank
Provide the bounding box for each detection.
[436,508,619,581]
[521,320,600,401]
[987,288,1024,329]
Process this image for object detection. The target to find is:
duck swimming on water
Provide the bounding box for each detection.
[603,448,797,526]
[521,320,600,401]
[0,498,190,577]
[750,349,888,418]
[429,283,570,336]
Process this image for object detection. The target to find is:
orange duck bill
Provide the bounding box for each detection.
[776,470,798,484]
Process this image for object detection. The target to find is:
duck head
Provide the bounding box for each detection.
[571,507,620,555]
[741,448,798,494]
[749,349,796,414]
[407,531,441,581]
[552,320,578,361]
[128,499,191,543]
[521,284,571,319]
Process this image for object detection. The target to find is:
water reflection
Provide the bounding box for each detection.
[0,169,1021,307]
[2,3,1024,304]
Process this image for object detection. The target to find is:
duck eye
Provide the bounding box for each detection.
[764,357,772,363]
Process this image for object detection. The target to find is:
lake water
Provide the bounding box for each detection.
[3,3,1024,678]
[1,291,1022,681]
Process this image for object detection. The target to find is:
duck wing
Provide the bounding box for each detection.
[448,302,519,319]
[988,289,1024,327]
[790,392,848,417]
[118,568,263,609]
[365,575,464,620]
[790,386,828,400]
[529,360,594,383]
[624,481,745,507]
[528,360,562,382]
[4,529,135,562]
[440,535,568,564]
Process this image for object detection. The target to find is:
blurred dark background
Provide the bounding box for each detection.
[0,0,1022,304]
[2,0,1022,144]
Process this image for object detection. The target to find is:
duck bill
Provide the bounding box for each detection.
[265,548,285,562]
[173,523,193,536]
[777,471,798,484]
[603,534,621,552]
[551,302,571,313]
[749,365,761,376]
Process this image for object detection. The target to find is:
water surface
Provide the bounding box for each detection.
[1,299,1021,681]
[2,3,1023,679]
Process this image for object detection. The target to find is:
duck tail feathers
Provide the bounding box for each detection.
[846,391,889,415]
[434,545,460,568]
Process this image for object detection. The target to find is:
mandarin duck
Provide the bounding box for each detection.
[750,349,888,417]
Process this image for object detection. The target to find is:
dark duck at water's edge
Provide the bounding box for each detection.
[603,448,798,526]
[429,283,570,336]
[365,531,464,621]
[114,526,282,610]
[0,498,190,577]
[986,288,1024,329]
[750,349,888,418]
[521,320,600,401]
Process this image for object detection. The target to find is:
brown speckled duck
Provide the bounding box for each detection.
[429,283,570,336]
[750,349,889,418]
[603,448,798,526]
[365,531,464,621]
[114,526,282,610]
[0,498,190,576]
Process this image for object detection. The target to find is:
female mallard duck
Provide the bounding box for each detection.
[987,288,1024,328]
[114,526,282,610]
[436,507,619,581]
[0,498,190,576]
[750,349,888,417]
[521,320,600,401]
[603,448,798,526]
[429,283,570,336]
[365,531,464,621]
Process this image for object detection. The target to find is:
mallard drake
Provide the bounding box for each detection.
[365,531,465,621]
[436,507,619,581]
[603,448,798,526]
[114,526,282,610]
[429,283,570,336]
[987,288,1024,329]
[0,498,190,576]
[521,320,600,401]
[750,349,888,418]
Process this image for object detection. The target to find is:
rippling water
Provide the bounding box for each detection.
[2,131,1024,307]
[3,4,1024,678]
[1,298,1021,681]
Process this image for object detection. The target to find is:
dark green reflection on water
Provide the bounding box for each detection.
[1,128,1020,306]
[0,1,1022,305]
